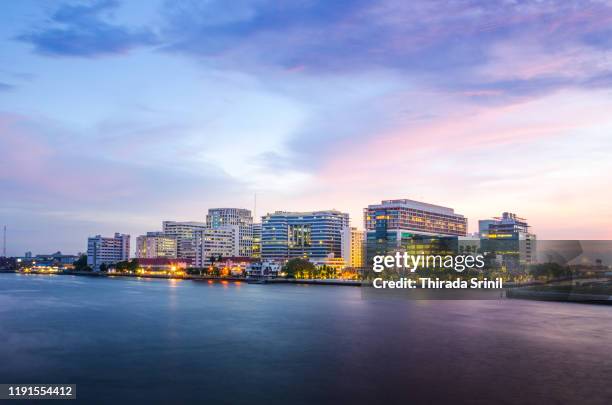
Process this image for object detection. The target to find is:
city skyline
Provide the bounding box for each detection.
[4,200,524,257]
[2,0,612,255]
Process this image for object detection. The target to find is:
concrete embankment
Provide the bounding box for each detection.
[266,279,362,286]
[507,288,612,304]
[7,272,611,301]
[10,270,361,286]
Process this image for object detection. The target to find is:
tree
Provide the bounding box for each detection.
[73,255,91,272]
[127,259,139,273]
[115,260,129,271]
[113,259,139,273]
[319,265,336,279]
[99,263,108,272]
[529,263,570,280]
[186,267,201,275]
[283,258,316,279]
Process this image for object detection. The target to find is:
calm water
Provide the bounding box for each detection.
[1,273,611,404]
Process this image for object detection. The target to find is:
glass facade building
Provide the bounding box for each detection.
[480,212,537,267]
[364,199,468,265]
[252,223,262,259]
[261,211,350,261]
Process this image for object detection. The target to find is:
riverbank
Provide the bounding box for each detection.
[507,287,612,304]
[8,269,362,286]
[6,270,611,303]
[266,278,362,286]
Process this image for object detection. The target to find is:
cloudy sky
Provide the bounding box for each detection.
[1,0,612,255]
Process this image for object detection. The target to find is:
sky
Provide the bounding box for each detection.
[1,0,612,256]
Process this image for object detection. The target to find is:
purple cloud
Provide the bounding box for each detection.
[158,0,612,99]
[17,0,158,57]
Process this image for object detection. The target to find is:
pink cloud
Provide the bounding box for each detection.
[0,113,140,202]
[308,89,612,238]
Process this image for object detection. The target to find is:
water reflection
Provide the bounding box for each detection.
[0,273,610,404]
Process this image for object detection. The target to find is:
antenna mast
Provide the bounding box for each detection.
[2,225,6,257]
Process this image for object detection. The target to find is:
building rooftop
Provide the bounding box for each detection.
[369,199,463,217]
[162,221,207,226]
[268,210,347,216]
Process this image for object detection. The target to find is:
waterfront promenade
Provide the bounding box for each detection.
[1,269,363,286]
[3,269,611,303]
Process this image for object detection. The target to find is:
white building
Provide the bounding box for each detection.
[87,233,130,271]
[342,227,365,269]
[246,260,282,278]
[162,221,208,266]
[195,226,240,267]
[206,208,253,257]
[136,232,177,259]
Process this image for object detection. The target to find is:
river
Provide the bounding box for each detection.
[0,273,611,404]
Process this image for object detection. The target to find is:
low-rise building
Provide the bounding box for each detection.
[22,251,80,272]
[311,256,347,273]
[33,251,79,265]
[135,258,188,275]
[215,256,257,277]
[246,260,282,279]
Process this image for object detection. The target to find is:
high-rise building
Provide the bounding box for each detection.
[261,210,350,261]
[342,227,365,269]
[480,212,536,265]
[365,199,467,237]
[136,232,177,259]
[486,212,530,235]
[478,220,498,238]
[87,233,130,271]
[162,221,208,266]
[252,223,262,259]
[206,208,253,257]
[195,226,240,267]
[364,199,468,264]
